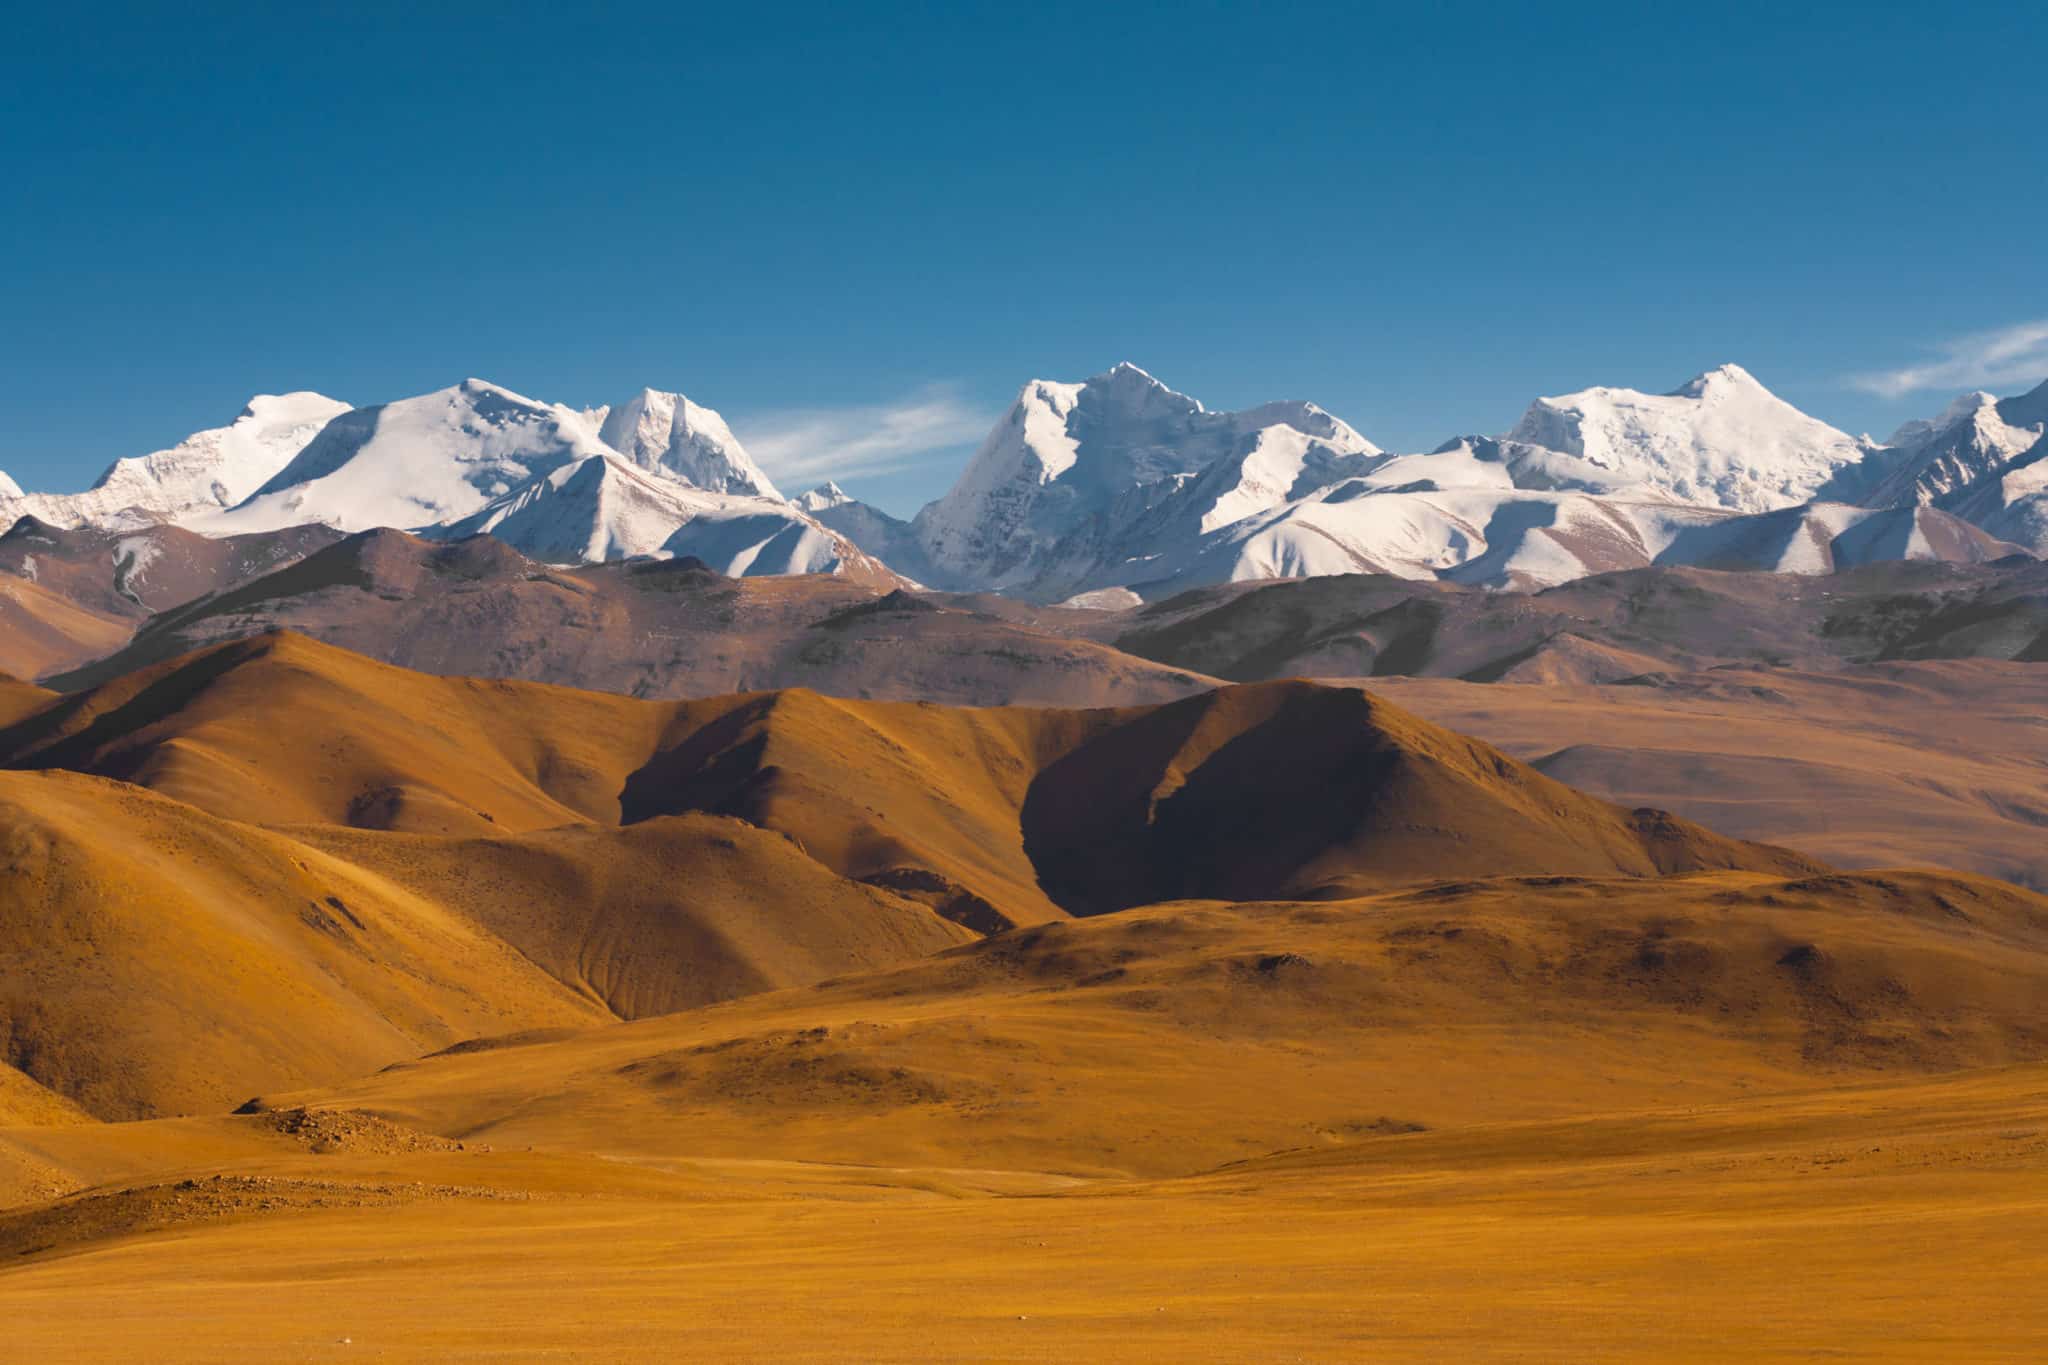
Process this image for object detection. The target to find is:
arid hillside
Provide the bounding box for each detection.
[49,529,1216,706]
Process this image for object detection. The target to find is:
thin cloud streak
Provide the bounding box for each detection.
[736,388,993,485]
[1852,320,2048,399]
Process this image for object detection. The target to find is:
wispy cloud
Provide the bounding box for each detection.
[1851,319,2048,399]
[735,387,992,485]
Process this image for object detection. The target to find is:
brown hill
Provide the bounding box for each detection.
[0,674,56,729]
[0,576,129,680]
[0,633,1835,1122]
[0,768,605,1118]
[0,1064,93,1128]
[1014,681,1818,913]
[52,528,1216,707]
[0,516,343,621]
[1369,661,2048,891]
[3,631,666,834]
[0,766,968,1120]
[264,867,2048,1178]
[5,633,1819,929]
[1098,559,2048,682]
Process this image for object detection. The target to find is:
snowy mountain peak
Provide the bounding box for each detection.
[1887,391,1998,448]
[0,471,22,499]
[430,450,890,583]
[1864,376,2048,509]
[795,482,852,512]
[1505,365,1865,514]
[1670,363,1764,397]
[596,387,780,500]
[1082,361,1206,417]
[198,380,609,535]
[0,389,350,530]
[910,365,1383,588]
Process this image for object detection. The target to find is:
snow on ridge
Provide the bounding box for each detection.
[426,450,884,580]
[8,362,2045,594]
[795,482,852,512]
[1502,364,1869,514]
[597,387,782,499]
[1,391,350,531]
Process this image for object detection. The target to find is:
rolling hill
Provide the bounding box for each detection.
[0,632,1830,1120]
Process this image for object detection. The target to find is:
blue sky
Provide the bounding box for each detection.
[4,2,2044,516]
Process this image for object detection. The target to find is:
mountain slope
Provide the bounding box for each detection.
[0,515,344,619]
[1369,662,2048,892]
[1,631,666,833]
[201,380,614,535]
[1937,432,2048,555]
[427,453,893,580]
[593,388,781,498]
[1505,364,1873,513]
[0,768,613,1118]
[0,579,129,681]
[273,867,2048,1176]
[0,767,966,1119]
[1104,558,2048,682]
[910,363,1379,589]
[8,633,1813,933]
[48,529,1212,706]
[1866,379,2048,508]
[1014,680,1819,913]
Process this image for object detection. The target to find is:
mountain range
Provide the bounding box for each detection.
[6,363,2044,602]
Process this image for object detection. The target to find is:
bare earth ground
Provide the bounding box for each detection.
[1,1066,2045,1361]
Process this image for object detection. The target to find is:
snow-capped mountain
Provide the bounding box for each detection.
[1113,483,2023,593]
[840,362,2037,598]
[591,388,782,499]
[911,362,1380,589]
[8,377,878,583]
[428,453,896,583]
[198,380,613,536]
[0,392,349,530]
[791,482,931,581]
[1865,379,2048,509]
[6,362,2043,598]
[1501,364,1875,513]
[793,481,852,513]
[1935,433,2048,556]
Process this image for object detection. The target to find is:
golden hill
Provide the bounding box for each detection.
[0,577,128,681]
[256,867,2048,1178]
[0,632,664,833]
[0,632,1830,1122]
[4,632,1820,921]
[0,768,967,1119]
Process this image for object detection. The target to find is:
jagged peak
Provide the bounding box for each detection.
[795,481,852,512]
[1095,360,1164,385]
[1885,390,1999,447]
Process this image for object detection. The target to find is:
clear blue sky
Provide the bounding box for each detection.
[4,1,2044,515]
